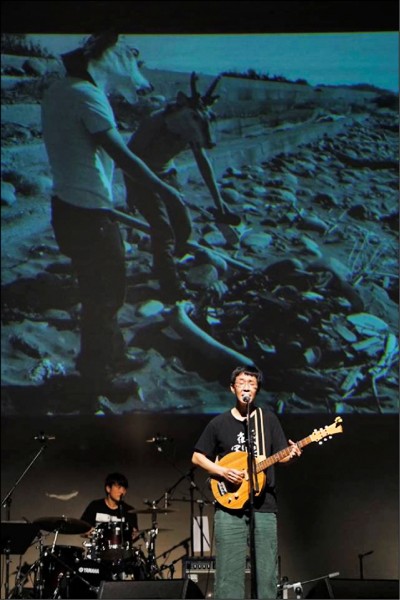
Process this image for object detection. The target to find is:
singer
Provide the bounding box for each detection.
[192,366,301,599]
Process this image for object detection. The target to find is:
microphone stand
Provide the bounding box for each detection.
[245,401,258,600]
[154,467,211,556]
[358,551,373,580]
[118,499,124,551]
[1,439,49,599]
[1,440,49,519]
[197,499,205,556]
[189,474,195,557]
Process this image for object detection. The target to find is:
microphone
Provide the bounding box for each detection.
[34,432,56,442]
[242,396,251,403]
[143,499,157,509]
[146,435,173,443]
[118,496,123,517]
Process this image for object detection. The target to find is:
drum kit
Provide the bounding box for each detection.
[2,439,212,599]
[9,506,180,599]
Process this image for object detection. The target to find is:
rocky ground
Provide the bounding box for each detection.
[1,54,398,416]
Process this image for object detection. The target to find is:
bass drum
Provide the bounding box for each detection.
[69,559,106,599]
[41,545,84,599]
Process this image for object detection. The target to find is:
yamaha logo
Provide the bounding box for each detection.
[78,566,100,574]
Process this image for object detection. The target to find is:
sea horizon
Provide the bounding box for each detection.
[26,32,399,94]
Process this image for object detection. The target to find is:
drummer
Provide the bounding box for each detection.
[81,472,139,540]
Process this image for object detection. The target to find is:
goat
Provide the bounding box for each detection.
[123,70,239,300]
[61,31,153,103]
[127,71,241,226]
[161,71,222,150]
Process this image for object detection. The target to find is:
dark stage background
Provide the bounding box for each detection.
[1,414,399,591]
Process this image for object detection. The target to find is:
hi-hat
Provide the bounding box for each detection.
[34,516,91,535]
[130,507,177,515]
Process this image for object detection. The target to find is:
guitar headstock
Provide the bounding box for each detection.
[310,417,343,445]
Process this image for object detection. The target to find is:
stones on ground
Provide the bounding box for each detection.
[1,181,17,206]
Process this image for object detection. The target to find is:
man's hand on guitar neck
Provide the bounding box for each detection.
[280,440,302,464]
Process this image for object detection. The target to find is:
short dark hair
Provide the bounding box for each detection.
[105,472,128,491]
[230,365,263,389]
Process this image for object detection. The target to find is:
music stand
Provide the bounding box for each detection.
[1,521,40,555]
[1,521,40,599]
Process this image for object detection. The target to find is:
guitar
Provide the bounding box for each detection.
[210,417,343,510]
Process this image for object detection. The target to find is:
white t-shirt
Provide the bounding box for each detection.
[42,77,117,209]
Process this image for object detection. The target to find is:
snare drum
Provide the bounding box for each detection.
[95,521,132,560]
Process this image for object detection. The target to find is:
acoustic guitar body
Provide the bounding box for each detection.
[210,451,266,510]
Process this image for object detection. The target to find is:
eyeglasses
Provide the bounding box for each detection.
[234,380,258,389]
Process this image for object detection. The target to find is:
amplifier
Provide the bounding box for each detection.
[183,556,251,574]
[183,557,216,573]
[183,556,251,599]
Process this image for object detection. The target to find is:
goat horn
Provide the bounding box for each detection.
[203,74,222,104]
[190,71,200,100]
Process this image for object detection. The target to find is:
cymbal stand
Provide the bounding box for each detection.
[11,559,36,599]
[158,553,187,579]
[155,537,190,577]
[50,528,60,553]
[2,539,12,599]
[145,521,161,580]
[33,535,45,599]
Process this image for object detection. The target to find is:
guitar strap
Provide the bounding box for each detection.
[253,407,266,457]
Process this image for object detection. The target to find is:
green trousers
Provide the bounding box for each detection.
[214,509,278,599]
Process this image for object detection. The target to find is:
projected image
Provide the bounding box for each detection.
[1,32,398,416]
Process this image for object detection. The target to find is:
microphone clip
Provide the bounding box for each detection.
[34,433,56,443]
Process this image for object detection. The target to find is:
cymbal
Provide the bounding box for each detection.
[34,516,91,535]
[130,508,177,515]
[171,498,213,505]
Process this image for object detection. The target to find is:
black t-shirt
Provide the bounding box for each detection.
[80,498,138,530]
[194,407,288,513]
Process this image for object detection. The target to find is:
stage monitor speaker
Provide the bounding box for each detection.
[97,578,204,599]
[305,578,399,599]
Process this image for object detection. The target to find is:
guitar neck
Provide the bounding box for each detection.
[256,436,312,472]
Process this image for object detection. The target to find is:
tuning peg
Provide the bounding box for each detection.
[318,441,323,445]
